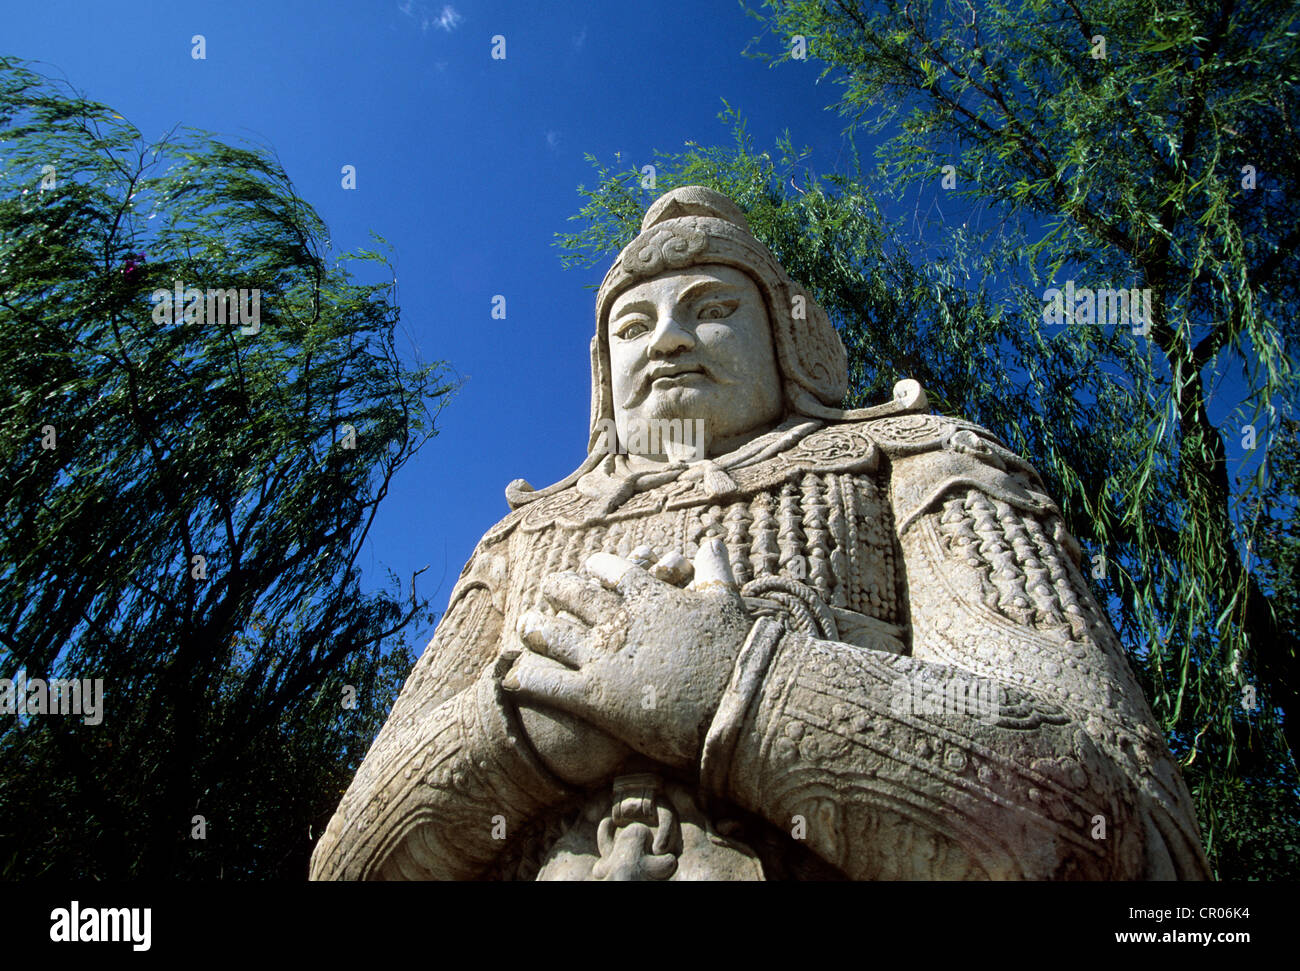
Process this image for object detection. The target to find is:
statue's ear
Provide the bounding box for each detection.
[588,335,608,453]
[773,281,848,407]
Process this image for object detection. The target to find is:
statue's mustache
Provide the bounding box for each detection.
[618,362,720,408]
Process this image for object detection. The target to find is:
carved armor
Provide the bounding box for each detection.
[309,413,1210,880]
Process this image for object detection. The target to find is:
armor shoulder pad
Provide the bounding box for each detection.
[862,413,1059,534]
[778,419,882,475]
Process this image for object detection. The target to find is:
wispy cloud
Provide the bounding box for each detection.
[399,2,463,33]
[435,5,463,31]
[545,130,560,151]
[572,27,587,51]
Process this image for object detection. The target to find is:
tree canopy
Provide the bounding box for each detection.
[0,56,453,879]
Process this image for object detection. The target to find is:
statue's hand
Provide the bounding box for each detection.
[502,539,751,771]
[512,701,631,789]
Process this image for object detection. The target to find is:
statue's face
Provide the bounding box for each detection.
[607,264,783,459]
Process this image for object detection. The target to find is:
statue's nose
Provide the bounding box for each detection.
[648,314,695,357]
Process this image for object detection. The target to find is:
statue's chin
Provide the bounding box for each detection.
[622,386,781,459]
[642,386,746,431]
[642,385,707,419]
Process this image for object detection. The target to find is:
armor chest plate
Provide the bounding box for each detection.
[496,467,907,656]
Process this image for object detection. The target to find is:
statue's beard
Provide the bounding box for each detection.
[641,387,700,420]
[613,368,780,458]
[624,383,722,428]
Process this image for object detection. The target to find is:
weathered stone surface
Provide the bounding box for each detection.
[310,186,1210,880]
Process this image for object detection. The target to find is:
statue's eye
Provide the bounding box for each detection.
[698,300,738,321]
[615,318,650,340]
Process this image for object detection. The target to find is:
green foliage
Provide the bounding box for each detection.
[557,0,1299,877]
[0,57,454,878]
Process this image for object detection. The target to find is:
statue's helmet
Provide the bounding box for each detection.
[588,185,848,453]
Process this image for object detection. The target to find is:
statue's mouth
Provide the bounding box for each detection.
[647,366,706,388]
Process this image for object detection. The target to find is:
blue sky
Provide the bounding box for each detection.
[5,0,868,640]
[6,1,1266,650]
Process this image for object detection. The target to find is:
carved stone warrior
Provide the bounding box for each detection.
[310,186,1210,880]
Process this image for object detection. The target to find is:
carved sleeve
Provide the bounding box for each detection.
[310,575,574,880]
[709,619,1140,878]
[703,430,1209,880]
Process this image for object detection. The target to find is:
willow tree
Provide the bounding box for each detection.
[0,57,453,878]
[557,0,1299,878]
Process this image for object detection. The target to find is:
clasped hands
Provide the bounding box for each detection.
[500,538,753,786]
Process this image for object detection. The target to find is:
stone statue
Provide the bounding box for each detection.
[310,186,1210,880]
